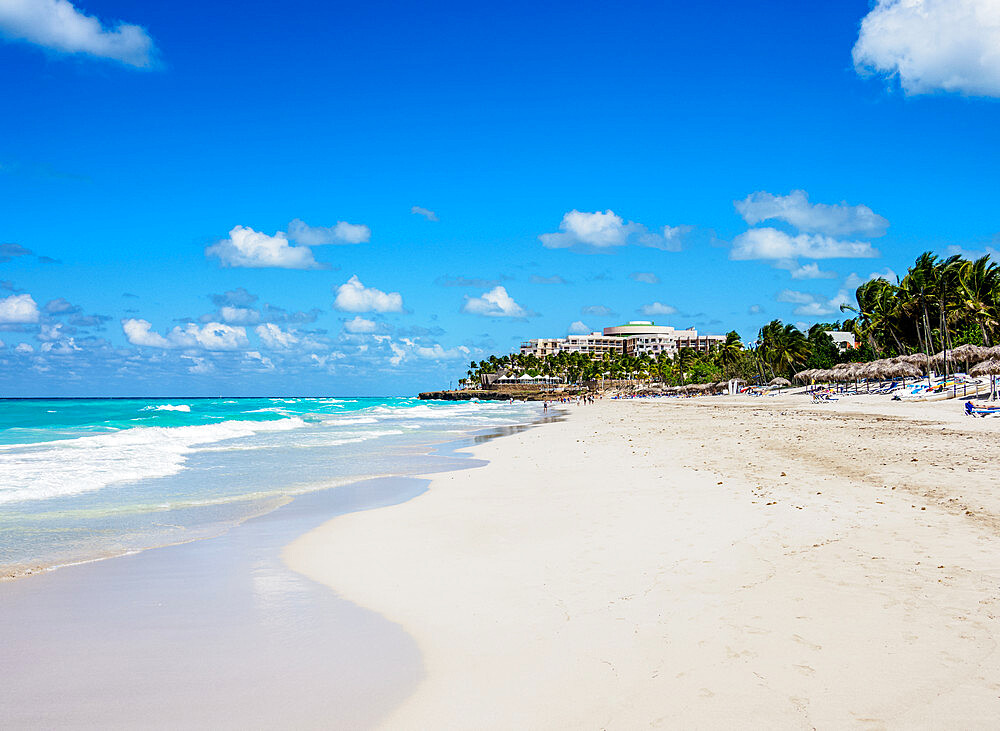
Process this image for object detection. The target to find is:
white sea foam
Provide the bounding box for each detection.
[141,404,191,412]
[0,417,306,505]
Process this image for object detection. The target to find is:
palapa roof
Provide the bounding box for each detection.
[970,359,1000,376]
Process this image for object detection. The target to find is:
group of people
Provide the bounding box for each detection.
[542,394,596,411]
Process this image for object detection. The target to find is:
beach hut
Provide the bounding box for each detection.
[769,377,791,388]
[970,359,1000,400]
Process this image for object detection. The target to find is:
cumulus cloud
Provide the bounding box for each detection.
[735,190,889,237]
[568,320,591,335]
[343,315,376,333]
[853,0,1000,97]
[333,275,404,313]
[206,226,322,269]
[15,342,34,354]
[287,218,370,245]
[122,319,248,350]
[629,272,660,284]
[539,210,690,252]
[639,302,678,316]
[462,286,529,318]
[0,293,40,323]
[0,0,157,68]
[411,206,439,222]
[254,323,299,349]
[730,228,879,261]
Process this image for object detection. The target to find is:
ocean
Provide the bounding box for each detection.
[0,396,542,577]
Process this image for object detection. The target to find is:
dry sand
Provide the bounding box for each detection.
[285,395,1000,729]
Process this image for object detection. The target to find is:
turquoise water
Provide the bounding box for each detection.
[0,396,541,576]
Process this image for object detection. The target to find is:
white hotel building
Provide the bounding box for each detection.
[521,321,725,360]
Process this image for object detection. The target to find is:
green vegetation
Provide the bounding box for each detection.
[460,252,998,388]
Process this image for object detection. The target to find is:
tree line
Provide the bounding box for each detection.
[460,252,995,387]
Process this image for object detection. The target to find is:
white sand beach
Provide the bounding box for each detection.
[286,396,1000,729]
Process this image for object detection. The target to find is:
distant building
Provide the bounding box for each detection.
[520,321,725,360]
[828,331,857,351]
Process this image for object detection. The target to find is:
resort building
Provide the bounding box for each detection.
[520,321,726,360]
[828,331,857,351]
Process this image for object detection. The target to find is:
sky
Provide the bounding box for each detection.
[1,0,999,396]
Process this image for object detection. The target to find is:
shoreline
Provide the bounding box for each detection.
[286,395,1000,728]
[0,412,551,728]
[0,405,553,583]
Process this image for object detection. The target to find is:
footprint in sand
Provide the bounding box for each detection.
[792,634,823,651]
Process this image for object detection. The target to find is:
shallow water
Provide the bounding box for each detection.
[0,397,541,576]
[0,412,553,728]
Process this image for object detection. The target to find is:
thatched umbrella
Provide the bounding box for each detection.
[970,359,1000,400]
[812,369,832,383]
[883,360,921,386]
[946,344,990,373]
[770,377,791,387]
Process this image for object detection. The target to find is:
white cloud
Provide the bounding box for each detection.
[568,320,591,335]
[287,218,370,245]
[254,323,298,349]
[776,290,816,305]
[629,272,660,284]
[182,355,213,374]
[639,302,677,316]
[782,262,838,280]
[411,206,439,222]
[343,315,376,333]
[0,293,39,323]
[122,318,172,348]
[219,306,261,324]
[844,268,900,289]
[15,342,34,353]
[461,286,528,318]
[333,275,404,313]
[581,305,616,317]
[730,228,880,261]
[539,210,690,252]
[530,275,568,284]
[244,351,275,370]
[0,0,156,68]
[206,226,321,269]
[122,319,248,350]
[748,304,763,315]
[853,0,1000,97]
[776,289,852,317]
[172,322,247,350]
[38,322,69,341]
[735,191,888,237]
[414,343,470,360]
[640,225,691,252]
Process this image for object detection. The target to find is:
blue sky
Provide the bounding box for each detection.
[1,0,999,396]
